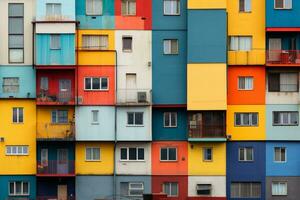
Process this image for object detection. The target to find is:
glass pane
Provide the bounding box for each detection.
[128,1,136,15]
[17,146,22,154]
[94,0,103,15]
[19,108,23,123]
[238,77,245,89]
[92,78,100,89]
[171,183,178,196]
[86,148,92,160]
[23,146,28,154]
[9,18,23,34]
[13,108,18,122]
[9,35,23,48]
[129,148,137,160]
[135,112,143,125]
[239,148,245,161]
[171,112,177,126]
[15,182,22,194]
[168,148,177,160]
[171,40,178,54]
[246,148,253,161]
[274,147,280,161]
[243,114,250,125]
[93,148,100,160]
[240,183,251,197]
[58,110,68,123]
[164,113,170,127]
[9,182,14,194]
[291,112,299,125]
[251,183,261,198]
[161,148,168,160]
[163,183,170,195]
[231,183,239,198]
[50,35,60,49]
[120,182,129,196]
[273,112,279,124]
[92,110,98,122]
[101,78,108,89]
[9,4,24,16]
[40,77,49,90]
[127,113,134,125]
[121,148,127,160]
[85,78,91,89]
[9,49,23,63]
[51,110,57,123]
[138,148,144,160]
[204,148,212,161]
[252,114,258,126]
[123,37,132,50]
[235,113,241,125]
[281,148,286,162]
[164,40,171,54]
[23,182,29,194]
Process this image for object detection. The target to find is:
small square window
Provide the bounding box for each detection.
[164,0,180,15]
[91,110,99,124]
[164,39,178,54]
[238,76,253,90]
[164,112,177,127]
[86,0,103,15]
[86,147,100,161]
[160,147,177,161]
[272,182,287,196]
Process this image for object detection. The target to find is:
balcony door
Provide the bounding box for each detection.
[126,73,137,102]
[269,38,281,62]
[57,149,68,174]
[59,79,71,102]
[57,185,67,200]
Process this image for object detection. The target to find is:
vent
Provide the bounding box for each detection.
[137,92,147,103]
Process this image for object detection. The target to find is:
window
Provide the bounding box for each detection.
[235,113,258,126]
[268,73,298,92]
[273,111,299,126]
[196,184,212,196]
[40,77,49,90]
[120,182,144,197]
[127,112,144,126]
[84,77,108,90]
[203,147,213,161]
[121,0,136,16]
[6,146,28,156]
[50,34,60,50]
[238,76,253,90]
[8,3,24,63]
[274,0,292,9]
[86,0,103,15]
[164,39,178,54]
[274,147,286,162]
[272,182,287,196]
[160,147,177,161]
[164,112,177,128]
[163,182,178,197]
[231,182,261,198]
[86,147,100,161]
[13,107,23,123]
[9,181,29,196]
[3,77,19,93]
[82,35,108,50]
[239,0,251,12]
[120,147,144,161]
[239,147,253,161]
[229,36,252,51]
[51,110,68,123]
[122,36,133,52]
[91,110,99,124]
[46,3,62,17]
[164,0,180,15]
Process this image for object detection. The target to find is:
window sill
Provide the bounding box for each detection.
[50,48,61,50]
[9,194,30,196]
[238,89,254,91]
[91,122,100,125]
[12,122,24,124]
[234,125,259,127]
[126,125,144,127]
[84,89,109,92]
[163,53,179,56]
[163,14,181,16]
[120,160,145,162]
[160,160,178,162]
[273,124,299,126]
[163,126,178,128]
[86,14,103,16]
[85,160,101,162]
[238,160,254,162]
[274,161,287,163]
[6,154,29,156]
[122,50,133,53]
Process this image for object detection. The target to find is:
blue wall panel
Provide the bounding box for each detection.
[187,10,227,63]
[0,66,36,98]
[266,142,300,176]
[36,34,75,65]
[152,31,187,104]
[76,0,115,29]
[0,175,36,199]
[152,0,187,30]
[152,108,187,141]
[227,142,265,200]
[266,0,300,27]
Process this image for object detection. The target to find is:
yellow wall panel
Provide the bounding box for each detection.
[77,30,116,66]
[76,142,114,175]
[0,100,36,174]
[227,105,266,140]
[188,142,226,175]
[187,63,227,110]
[188,0,227,9]
[227,0,265,65]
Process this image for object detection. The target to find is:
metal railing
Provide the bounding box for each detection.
[37,160,75,175]
[116,89,152,105]
[36,122,75,141]
[36,197,75,200]
[267,50,300,65]
[188,124,226,138]
[37,90,74,104]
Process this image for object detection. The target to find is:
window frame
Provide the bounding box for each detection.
[82,34,109,50]
[50,34,61,50]
[196,184,212,196]
[121,0,137,16]
[238,76,254,90]
[234,112,259,127]
[239,0,252,12]
[203,147,213,162]
[160,147,178,162]
[91,110,100,124]
[122,36,133,52]
[51,110,68,124]
[8,181,30,196]
[46,3,62,17]
[163,0,180,16]
[163,112,178,128]
[238,147,254,162]
[274,0,292,9]
[273,111,299,126]
[268,72,299,92]
[272,182,288,196]
[127,112,144,126]
[229,36,253,51]
[2,77,20,93]
[85,147,101,161]
[12,107,23,123]
[6,146,29,156]
[230,182,261,198]
[163,182,179,197]
[120,147,145,161]
[163,39,179,55]
[274,147,287,163]
[86,0,103,16]
[84,77,109,91]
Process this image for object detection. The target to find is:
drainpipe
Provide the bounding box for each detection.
[113,49,118,200]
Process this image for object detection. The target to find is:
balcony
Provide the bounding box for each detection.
[37,90,75,105]
[37,122,75,141]
[228,49,265,65]
[37,160,75,177]
[188,125,226,142]
[116,89,152,106]
[267,50,300,66]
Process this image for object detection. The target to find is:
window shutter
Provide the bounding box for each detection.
[268,73,280,92]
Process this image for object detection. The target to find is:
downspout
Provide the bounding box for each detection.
[113,49,118,200]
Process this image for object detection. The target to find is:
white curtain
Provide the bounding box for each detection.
[164,40,171,54]
[86,0,103,15]
[272,183,287,195]
[239,37,252,51]
[164,0,179,15]
[230,37,239,51]
[280,73,298,91]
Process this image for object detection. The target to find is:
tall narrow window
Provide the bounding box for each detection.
[122,36,133,52]
[238,76,253,90]
[164,39,178,54]
[274,0,292,9]
[46,3,62,17]
[229,36,252,51]
[239,0,251,12]
[82,35,108,50]
[86,0,103,15]
[239,147,253,161]
[164,112,177,128]
[91,110,99,124]
[13,107,23,123]
[163,182,178,197]
[122,0,136,16]
[40,77,49,91]
[203,147,213,161]
[3,77,19,93]
[8,3,24,63]
[50,34,60,50]
[274,147,286,162]
[164,0,180,15]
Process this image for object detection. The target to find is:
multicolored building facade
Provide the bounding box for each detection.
[0,0,300,199]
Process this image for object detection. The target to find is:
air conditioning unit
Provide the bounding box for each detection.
[76,96,83,104]
[137,92,147,103]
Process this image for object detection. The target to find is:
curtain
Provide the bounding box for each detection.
[239,37,252,51]
[272,183,287,195]
[164,0,179,15]
[280,73,298,92]
[86,0,103,15]
[230,37,239,51]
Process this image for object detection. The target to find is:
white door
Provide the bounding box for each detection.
[269,38,282,61]
[59,79,71,102]
[57,185,67,200]
[57,149,68,174]
[126,73,137,102]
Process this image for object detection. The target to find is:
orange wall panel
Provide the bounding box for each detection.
[228,66,265,105]
[152,141,188,175]
[78,66,115,105]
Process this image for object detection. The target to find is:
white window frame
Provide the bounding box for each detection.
[8,181,30,196]
[163,39,179,55]
[46,3,62,17]
[203,147,213,162]
[163,112,177,128]
[91,110,99,124]
[12,107,23,123]
[274,147,287,163]
[128,182,144,197]
[120,147,145,161]
[273,111,299,126]
[163,182,178,197]
[272,182,288,196]
[163,0,180,15]
[234,113,259,127]
[6,146,29,156]
[239,0,251,12]
[238,147,254,162]
[122,0,136,16]
[85,147,101,161]
[238,76,254,90]
[160,147,177,161]
[86,0,103,15]
[50,34,60,50]
[3,77,20,93]
[127,112,144,126]
[84,77,109,91]
[274,0,292,9]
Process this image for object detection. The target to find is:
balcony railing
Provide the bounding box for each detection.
[267,50,300,65]
[37,15,74,21]
[37,160,75,176]
[37,90,75,105]
[37,122,75,141]
[116,89,152,105]
[188,124,226,139]
[37,197,75,200]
